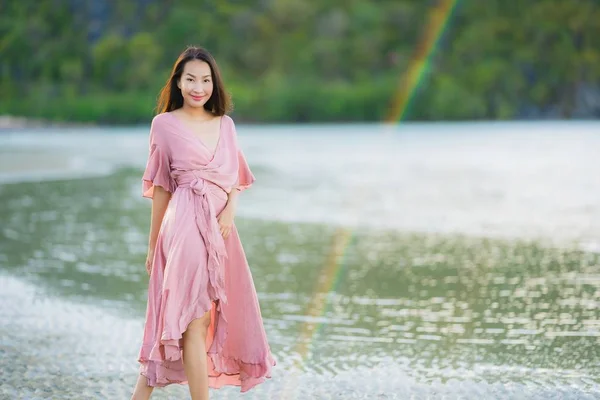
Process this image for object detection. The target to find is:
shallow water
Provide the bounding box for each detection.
[1,170,599,399]
[1,121,599,243]
[1,122,599,399]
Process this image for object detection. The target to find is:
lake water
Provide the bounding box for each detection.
[0,121,599,399]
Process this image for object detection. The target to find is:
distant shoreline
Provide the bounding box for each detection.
[2,113,598,130]
[0,115,97,130]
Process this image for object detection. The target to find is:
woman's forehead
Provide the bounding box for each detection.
[183,60,211,76]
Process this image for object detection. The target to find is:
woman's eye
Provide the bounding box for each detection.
[187,78,193,82]
[204,79,210,83]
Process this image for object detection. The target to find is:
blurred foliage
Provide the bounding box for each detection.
[0,0,599,123]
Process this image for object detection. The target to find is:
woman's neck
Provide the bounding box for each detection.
[180,104,213,121]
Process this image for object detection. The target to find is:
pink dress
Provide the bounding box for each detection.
[137,112,275,392]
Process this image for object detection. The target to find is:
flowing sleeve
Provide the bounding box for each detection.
[142,117,176,198]
[236,148,255,192]
[231,117,256,192]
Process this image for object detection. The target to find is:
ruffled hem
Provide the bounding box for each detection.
[139,288,225,381]
[208,352,276,392]
[140,354,276,393]
[139,353,276,392]
[138,290,275,392]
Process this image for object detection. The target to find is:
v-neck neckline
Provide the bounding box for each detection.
[168,111,224,158]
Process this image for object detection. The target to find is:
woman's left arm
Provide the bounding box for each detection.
[218,116,254,239]
[218,188,239,239]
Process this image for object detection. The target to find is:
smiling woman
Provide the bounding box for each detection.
[130,46,275,400]
[156,47,230,117]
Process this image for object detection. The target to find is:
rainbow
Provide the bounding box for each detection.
[290,226,355,365]
[281,1,459,397]
[386,0,460,123]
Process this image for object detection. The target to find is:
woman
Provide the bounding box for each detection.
[131,46,275,400]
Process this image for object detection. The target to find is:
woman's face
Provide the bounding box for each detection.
[178,59,214,109]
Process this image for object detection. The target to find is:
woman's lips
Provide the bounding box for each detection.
[191,95,204,101]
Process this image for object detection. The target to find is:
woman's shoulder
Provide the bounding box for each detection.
[151,112,173,128]
[149,113,179,146]
[221,113,234,125]
[151,112,181,134]
[221,114,238,135]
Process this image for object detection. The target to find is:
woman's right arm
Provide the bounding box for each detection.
[143,116,175,273]
[146,186,171,274]
[148,186,171,252]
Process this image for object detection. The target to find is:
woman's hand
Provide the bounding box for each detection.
[145,247,155,276]
[218,205,235,239]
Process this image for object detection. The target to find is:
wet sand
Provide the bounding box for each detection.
[2,274,597,400]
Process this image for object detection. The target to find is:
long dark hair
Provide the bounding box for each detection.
[156,46,231,116]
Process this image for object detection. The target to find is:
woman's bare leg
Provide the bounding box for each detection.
[131,374,154,400]
[182,310,212,400]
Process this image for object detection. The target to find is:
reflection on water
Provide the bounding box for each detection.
[1,168,599,398]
